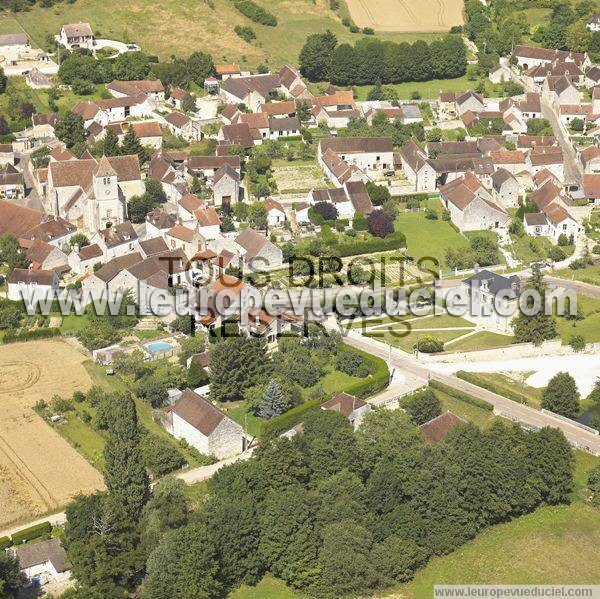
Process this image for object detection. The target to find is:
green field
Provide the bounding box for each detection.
[552,264,600,287]
[0,0,444,68]
[352,73,483,101]
[367,327,470,353]
[435,389,499,429]
[395,209,469,268]
[554,294,600,346]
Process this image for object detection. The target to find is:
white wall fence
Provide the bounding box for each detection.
[418,339,600,364]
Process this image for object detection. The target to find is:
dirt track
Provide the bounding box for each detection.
[345,0,463,32]
[0,340,104,529]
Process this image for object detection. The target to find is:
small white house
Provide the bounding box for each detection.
[58,22,94,50]
[264,197,286,226]
[7,268,59,304]
[13,538,71,584]
[162,389,246,458]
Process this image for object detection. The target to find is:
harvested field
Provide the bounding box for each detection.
[346,0,464,32]
[0,340,104,529]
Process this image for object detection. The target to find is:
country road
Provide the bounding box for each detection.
[342,330,600,455]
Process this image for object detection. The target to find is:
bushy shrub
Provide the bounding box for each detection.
[233,0,277,26]
[234,25,256,42]
[415,336,443,353]
[11,522,52,545]
[335,348,369,377]
[569,335,585,352]
[548,246,566,262]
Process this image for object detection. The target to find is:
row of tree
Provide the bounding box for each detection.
[299,31,467,85]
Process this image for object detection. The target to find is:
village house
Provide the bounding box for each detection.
[74,96,155,128]
[321,392,371,430]
[419,412,465,443]
[12,538,71,585]
[490,150,527,176]
[216,64,241,80]
[7,268,59,303]
[0,144,14,166]
[234,112,270,141]
[459,269,521,333]
[177,193,204,223]
[319,148,366,188]
[542,76,580,107]
[587,13,600,31]
[24,215,77,251]
[268,116,301,139]
[186,155,241,181]
[107,79,165,104]
[0,33,30,62]
[513,45,589,71]
[102,121,163,149]
[161,389,246,458]
[489,63,512,84]
[278,65,312,100]
[58,22,93,50]
[139,236,169,259]
[195,206,221,240]
[261,100,297,119]
[491,168,520,208]
[318,136,394,176]
[26,68,52,89]
[308,180,373,220]
[218,123,255,150]
[440,172,510,233]
[398,139,436,192]
[32,113,58,139]
[527,147,565,182]
[233,227,283,271]
[579,146,600,174]
[0,164,24,199]
[219,74,283,112]
[311,90,360,129]
[24,239,68,271]
[165,224,205,259]
[559,104,592,126]
[90,220,140,261]
[68,242,104,274]
[164,111,202,141]
[455,90,485,115]
[264,197,286,226]
[212,163,241,207]
[148,150,187,203]
[146,207,176,239]
[585,65,600,89]
[584,173,600,205]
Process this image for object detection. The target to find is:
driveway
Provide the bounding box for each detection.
[15,152,44,211]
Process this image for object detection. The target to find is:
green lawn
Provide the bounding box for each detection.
[229,574,305,599]
[552,264,600,287]
[435,389,499,429]
[352,74,484,101]
[367,327,469,353]
[447,331,514,351]
[57,409,105,469]
[58,314,88,337]
[395,209,469,269]
[554,294,600,346]
[403,313,474,330]
[226,405,265,438]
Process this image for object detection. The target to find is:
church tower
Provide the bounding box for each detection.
[88,156,123,231]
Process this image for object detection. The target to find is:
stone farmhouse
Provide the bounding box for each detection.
[58,22,93,50]
[12,538,71,585]
[440,172,510,233]
[308,181,374,220]
[160,389,246,458]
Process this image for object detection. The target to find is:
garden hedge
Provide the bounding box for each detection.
[0,536,12,550]
[429,379,494,411]
[455,371,528,405]
[11,521,52,545]
[2,328,60,344]
[261,399,322,440]
[335,231,407,257]
[342,346,389,399]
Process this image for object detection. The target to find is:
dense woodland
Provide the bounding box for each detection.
[299,31,467,85]
[50,385,575,598]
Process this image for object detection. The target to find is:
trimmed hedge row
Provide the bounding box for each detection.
[261,399,321,440]
[342,346,389,399]
[455,371,529,405]
[335,231,407,257]
[429,379,494,411]
[2,328,60,344]
[11,521,52,545]
[397,192,429,202]
[0,536,12,550]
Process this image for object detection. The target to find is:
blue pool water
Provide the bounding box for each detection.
[146,341,174,353]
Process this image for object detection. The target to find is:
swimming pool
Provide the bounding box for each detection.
[145,340,175,354]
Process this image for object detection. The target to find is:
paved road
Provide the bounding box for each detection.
[540,97,583,189]
[342,331,600,455]
[545,275,600,299]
